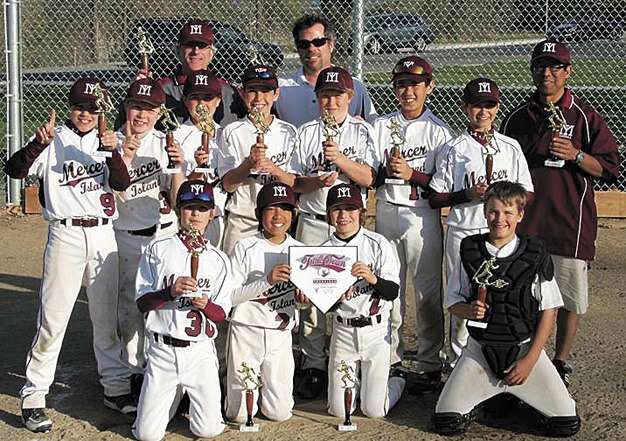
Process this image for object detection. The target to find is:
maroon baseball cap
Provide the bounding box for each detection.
[531,40,571,65]
[326,183,363,211]
[69,76,106,107]
[392,56,432,84]
[463,78,500,105]
[176,180,215,209]
[242,65,279,90]
[183,70,222,98]
[256,182,296,216]
[315,66,354,94]
[124,78,165,107]
[178,19,214,46]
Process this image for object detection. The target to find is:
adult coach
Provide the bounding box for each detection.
[275,14,377,127]
[115,18,246,129]
[501,40,620,387]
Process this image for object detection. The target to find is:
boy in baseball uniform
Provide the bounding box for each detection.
[114,78,186,392]
[225,182,303,423]
[133,180,232,441]
[174,69,227,248]
[373,56,454,391]
[5,77,132,432]
[433,181,580,437]
[292,66,378,399]
[429,78,534,368]
[218,65,297,255]
[299,184,405,419]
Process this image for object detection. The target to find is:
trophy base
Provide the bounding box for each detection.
[92,150,112,158]
[467,319,488,329]
[239,424,259,432]
[180,290,203,299]
[385,178,406,185]
[544,158,565,168]
[162,168,182,174]
[194,167,213,174]
[338,423,357,432]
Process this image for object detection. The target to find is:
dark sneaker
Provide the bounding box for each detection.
[296,368,327,400]
[130,373,144,400]
[389,363,409,379]
[104,393,137,414]
[552,359,573,388]
[21,408,52,433]
[408,370,442,395]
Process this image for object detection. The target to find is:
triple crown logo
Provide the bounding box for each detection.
[137,85,152,96]
[190,183,205,195]
[84,83,98,96]
[273,186,287,197]
[337,186,352,198]
[325,72,339,83]
[543,42,556,53]
[478,82,491,93]
[195,75,209,86]
[190,24,203,35]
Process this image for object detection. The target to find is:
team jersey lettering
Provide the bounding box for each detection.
[464,169,509,188]
[59,161,105,187]
[130,179,159,198]
[185,310,202,337]
[100,193,116,216]
[270,150,288,166]
[268,296,296,313]
[128,158,162,183]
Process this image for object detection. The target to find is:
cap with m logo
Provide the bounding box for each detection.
[176,179,215,208]
[531,39,571,65]
[69,76,107,107]
[178,19,214,46]
[315,66,354,94]
[326,183,364,211]
[463,77,500,105]
[124,78,165,107]
[256,182,296,217]
[183,69,222,98]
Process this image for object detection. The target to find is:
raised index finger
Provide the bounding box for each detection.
[48,108,56,128]
[125,121,133,138]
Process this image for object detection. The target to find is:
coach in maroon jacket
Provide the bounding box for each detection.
[501,40,620,387]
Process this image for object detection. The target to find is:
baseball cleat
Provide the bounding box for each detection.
[104,393,138,414]
[21,408,52,433]
[552,359,573,388]
[408,370,443,395]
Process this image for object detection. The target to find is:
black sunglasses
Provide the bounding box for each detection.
[182,41,210,49]
[243,70,276,81]
[296,37,330,50]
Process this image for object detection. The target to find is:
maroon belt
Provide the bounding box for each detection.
[336,314,382,328]
[60,218,109,228]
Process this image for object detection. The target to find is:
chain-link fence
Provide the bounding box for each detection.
[3,0,625,208]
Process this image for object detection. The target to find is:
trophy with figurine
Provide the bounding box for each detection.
[544,101,566,168]
[136,27,155,73]
[316,109,340,174]
[385,116,406,185]
[159,104,181,174]
[466,257,500,330]
[249,107,270,176]
[181,223,206,299]
[92,84,113,158]
[483,130,495,185]
[238,362,262,432]
[194,103,215,175]
[337,360,358,431]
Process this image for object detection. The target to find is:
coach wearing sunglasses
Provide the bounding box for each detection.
[275,14,377,127]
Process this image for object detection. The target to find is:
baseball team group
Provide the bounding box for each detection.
[5,13,620,440]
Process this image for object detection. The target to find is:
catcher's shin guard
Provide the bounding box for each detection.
[433,411,473,435]
[545,415,581,437]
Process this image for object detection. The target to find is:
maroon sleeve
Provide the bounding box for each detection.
[5,139,48,179]
[525,191,535,207]
[409,169,432,188]
[199,301,227,323]
[137,288,172,313]
[585,108,620,183]
[428,189,470,208]
[105,149,131,191]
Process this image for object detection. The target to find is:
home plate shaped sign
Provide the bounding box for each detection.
[289,246,358,314]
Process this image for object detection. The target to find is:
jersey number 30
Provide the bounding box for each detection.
[185,310,216,338]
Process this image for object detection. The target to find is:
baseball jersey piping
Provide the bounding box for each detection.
[575,179,587,257]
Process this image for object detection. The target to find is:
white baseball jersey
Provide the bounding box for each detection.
[27,126,119,221]
[135,234,233,342]
[276,67,378,127]
[114,126,178,231]
[373,109,454,208]
[229,232,303,330]
[322,228,400,319]
[218,116,297,219]
[174,119,227,217]
[430,130,534,230]
[292,115,378,216]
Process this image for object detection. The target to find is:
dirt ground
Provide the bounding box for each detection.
[0,210,625,441]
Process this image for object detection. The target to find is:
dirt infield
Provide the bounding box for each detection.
[1,210,624,440]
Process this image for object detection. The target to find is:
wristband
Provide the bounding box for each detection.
[574,150,585,165]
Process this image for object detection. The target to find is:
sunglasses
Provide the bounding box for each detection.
[243,70,276,81]
[392,64,428,76]
[296,37,330,50]
[182,41,211,49]
[531,63,568,73]
[178,191,214,204]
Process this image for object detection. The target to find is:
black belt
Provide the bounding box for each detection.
[336,314,382,328]
[61,218,109,228]
[128,222,173,237]
[301,211,326,221]
[154,333,192,348]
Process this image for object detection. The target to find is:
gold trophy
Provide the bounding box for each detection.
[92,84,113,158]
[159,104,181,174]
[182,223,206,298]
[193,103,215,175]
[249,107,270,176]
[385,117,406,185]
[544,101,566,168]
[467,257,503,330]
[337,360,358,432]
[317,109,340,174]
[483,130,496,185]
[136,27,155,73]
[238,362,262,432]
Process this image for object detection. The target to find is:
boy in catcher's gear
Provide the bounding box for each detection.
[298,184,405,419]
[174,69,227,249]
[5,77,133,432]
[372,56,454,385]
[292,67,378,399]
[433,181,580,437]
[218,65,297,255]
[429,78,534,370]
[133,180,232,440]
[225,182,303,423]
